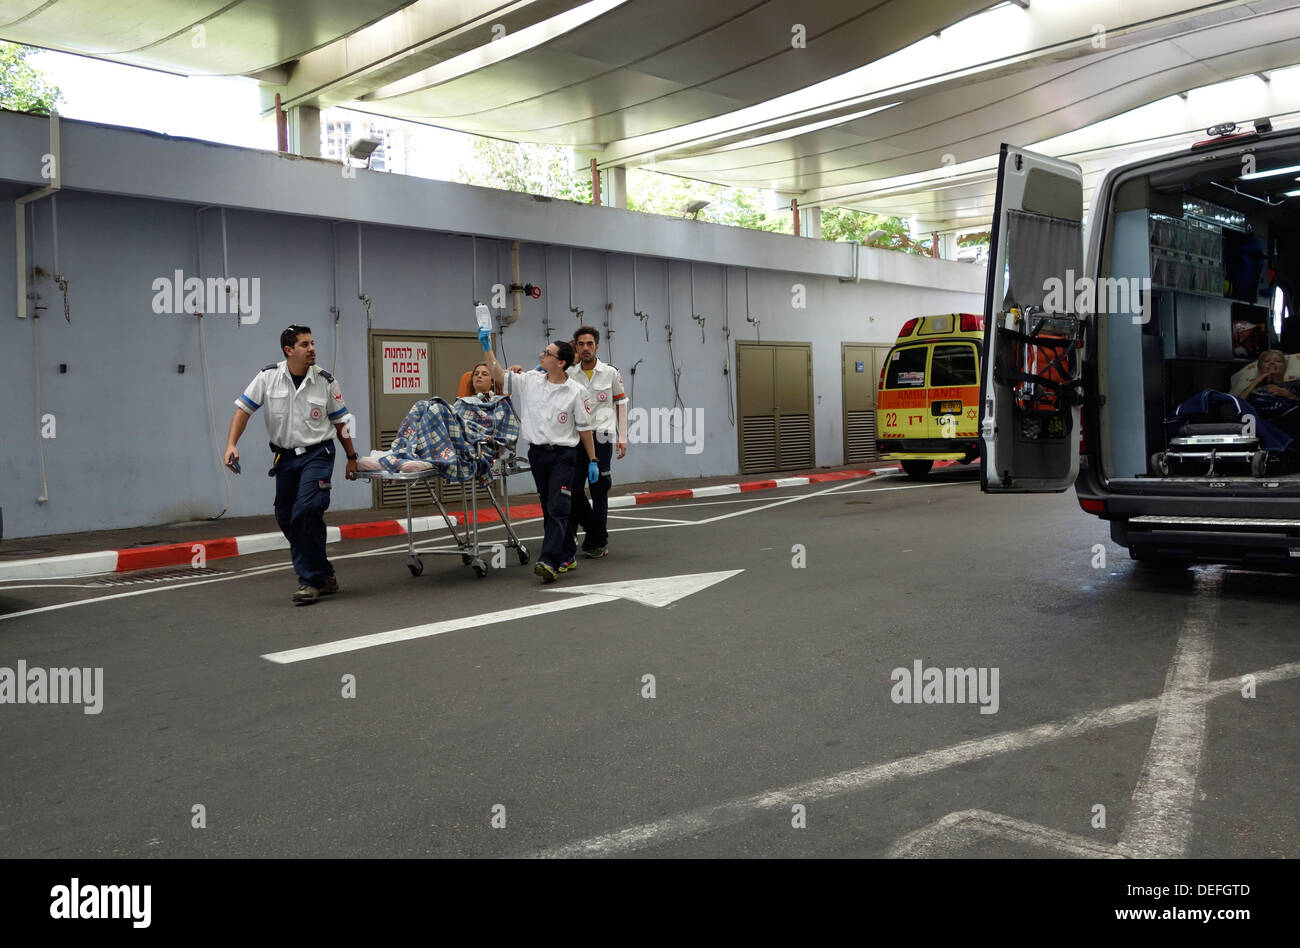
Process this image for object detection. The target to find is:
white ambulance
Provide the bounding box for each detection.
[980,121,1300,565]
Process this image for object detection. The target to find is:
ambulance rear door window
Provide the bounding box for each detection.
[930,344,977,387]
[885,346,929,388]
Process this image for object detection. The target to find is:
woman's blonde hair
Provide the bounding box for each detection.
[1257,349,1289,371]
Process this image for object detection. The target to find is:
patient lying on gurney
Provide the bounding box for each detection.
[1241,349,1300,450]
[356,363,519,479]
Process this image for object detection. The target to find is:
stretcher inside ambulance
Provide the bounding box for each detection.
[980,121,1300,566]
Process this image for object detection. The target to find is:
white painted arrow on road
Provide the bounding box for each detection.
[260,569,743,664]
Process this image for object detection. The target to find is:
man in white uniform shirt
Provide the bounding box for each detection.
[482,335,597,582]
[224,325,360,605]
[566,326,627,558]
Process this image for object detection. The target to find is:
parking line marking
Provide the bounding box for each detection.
[530,660,1300,858]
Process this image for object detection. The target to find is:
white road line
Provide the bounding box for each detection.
[0,479,855,620]
[262,595,619,663]
[1119,568,1221,858]
[606,514,694,525]
[887,809,1121,859]
[689,477,877,526]
[0,562,294,621]
[531,660,1300,858]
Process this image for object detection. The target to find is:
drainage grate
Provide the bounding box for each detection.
[90,566,225,587]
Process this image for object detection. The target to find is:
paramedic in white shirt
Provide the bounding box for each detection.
[566,326,627,558]
[223,325,360,606]
[481,335,597,582]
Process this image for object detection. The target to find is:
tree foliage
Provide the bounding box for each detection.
[453,134,986,258]
[0,42,61,114]
[626,169,791,233]
[456,136,592,202]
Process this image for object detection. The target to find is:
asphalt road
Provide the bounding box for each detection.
[1,467,1295,858]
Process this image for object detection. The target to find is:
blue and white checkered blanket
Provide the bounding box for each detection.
[379,395,519,482]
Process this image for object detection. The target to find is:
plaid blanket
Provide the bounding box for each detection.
[379,395,519,481]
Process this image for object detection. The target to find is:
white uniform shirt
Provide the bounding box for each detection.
[566,358,626,437]
[236,361,349,449]
[505,369,594,447]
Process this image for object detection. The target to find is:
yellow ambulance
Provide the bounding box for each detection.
[876,313,984,477]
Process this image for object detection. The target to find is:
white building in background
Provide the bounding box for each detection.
[320,109,418,173]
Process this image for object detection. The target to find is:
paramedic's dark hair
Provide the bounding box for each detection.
[573,325,600,345]
[281,325,311,356]
[554,340,576,370]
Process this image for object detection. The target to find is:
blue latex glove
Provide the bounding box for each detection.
[477,328,492,351]
[588,460,599,484]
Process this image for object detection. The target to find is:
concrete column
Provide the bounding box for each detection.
[938,232,959,261]
[607,165,628,209]
[287,105,321,158]
[803,205,822,239]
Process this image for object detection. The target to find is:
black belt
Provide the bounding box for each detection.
[269,439,331,456]
[530,443,576,451]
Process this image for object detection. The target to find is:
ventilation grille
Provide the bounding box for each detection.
[845,410,877,463]
[779,414,813,469]
[741,416,777,474]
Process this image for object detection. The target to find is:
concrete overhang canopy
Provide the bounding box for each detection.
[0,0,419,76]
[5,0,1300,234]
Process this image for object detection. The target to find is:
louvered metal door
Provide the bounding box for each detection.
[736,341,814,474]
[842,344,888,464]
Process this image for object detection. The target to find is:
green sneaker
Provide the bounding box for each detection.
[534,561,558,583]
[292,584,321,605]
[558,557,577,573]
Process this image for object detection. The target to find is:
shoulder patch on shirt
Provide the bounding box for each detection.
[262,363,278,372]
[317,369,335,383]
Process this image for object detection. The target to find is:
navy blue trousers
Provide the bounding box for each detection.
[528,444,578,568]
[273,442,335,587]
[568,438,613,551]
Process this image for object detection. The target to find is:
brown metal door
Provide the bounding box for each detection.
[368,331,484,508]
[737,341,814,474]
[842,344,888,463]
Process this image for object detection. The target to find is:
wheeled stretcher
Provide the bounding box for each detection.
[358,395,530,578]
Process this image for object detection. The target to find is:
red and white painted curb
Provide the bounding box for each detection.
[0,468,886,581]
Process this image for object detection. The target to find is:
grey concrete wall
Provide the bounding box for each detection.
[1,110,983,539]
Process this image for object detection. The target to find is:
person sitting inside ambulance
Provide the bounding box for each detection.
[1241,350,1300,403]
[1241,349,1300,447]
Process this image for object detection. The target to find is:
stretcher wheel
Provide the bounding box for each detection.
[1250,450,1268,477]
[516,544,529,565]
[461,553,473,565]
[471,558,488,578]
[1150,452,1171,476]
[408,556,423,577]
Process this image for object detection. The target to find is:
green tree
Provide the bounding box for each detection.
[0,42,61,114]
[457,135,591,202]
[820,206,931,254]
[626,168,791,232]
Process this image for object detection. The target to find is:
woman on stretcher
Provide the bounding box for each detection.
[356,362,519,478]
[1240,349,1300,450]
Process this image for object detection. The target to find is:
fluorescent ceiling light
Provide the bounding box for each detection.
[1284,188,1300,197]
[710,102,901,153]
[1239,163,1300,180]
[367,0,630,99]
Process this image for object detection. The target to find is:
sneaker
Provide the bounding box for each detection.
[293,584,321,605]
[534,561,558,583]
[321,575,339,595]
[558,557,577,573]
[582,545,608,558]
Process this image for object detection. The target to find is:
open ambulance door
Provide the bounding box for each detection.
[979,145,1085,493]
